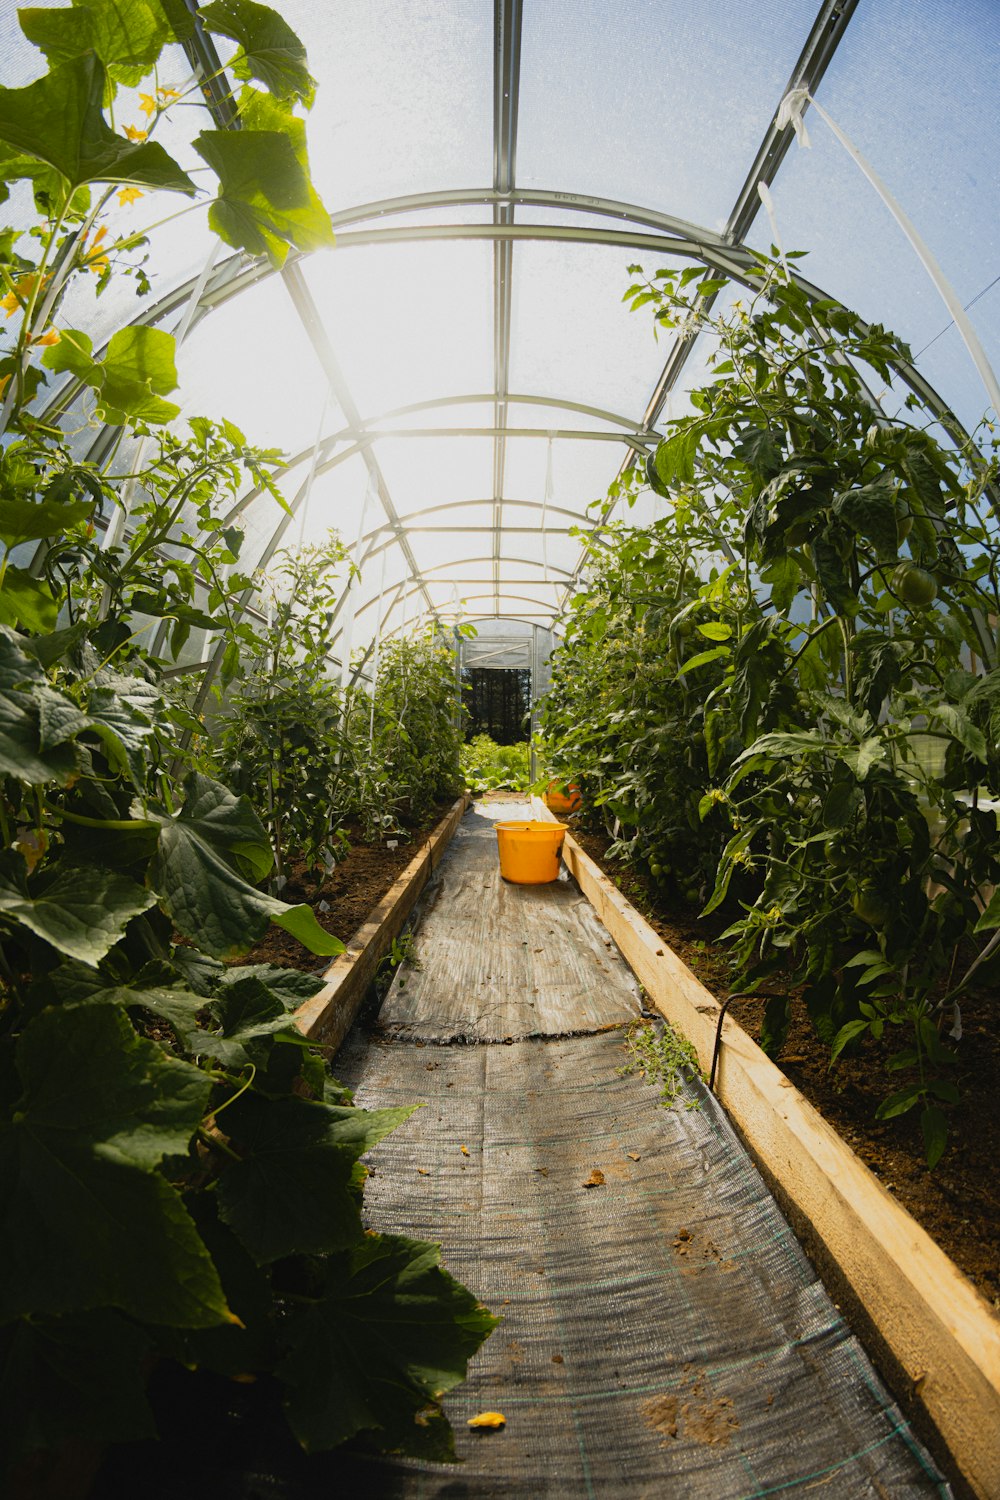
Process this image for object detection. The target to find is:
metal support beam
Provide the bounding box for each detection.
[279,262,439,624]
[726,0,860,247]
[491,0,524,614]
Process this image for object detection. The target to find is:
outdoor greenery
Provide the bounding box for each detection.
[0,2,492,1483]
[542,254,1000,1167]
[460,733,532,792]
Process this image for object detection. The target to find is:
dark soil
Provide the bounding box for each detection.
[238,800,460,971]
[572,824,1000,1314]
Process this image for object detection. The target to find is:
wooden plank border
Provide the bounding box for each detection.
[294,795,470,1055]
[532,799,1000,1499]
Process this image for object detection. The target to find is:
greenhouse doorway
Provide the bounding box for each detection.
[463,667,530,743]
[457,621,558,760]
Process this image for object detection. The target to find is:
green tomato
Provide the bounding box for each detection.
[892,560,938,608]
[824,838,853,870]
[852,885,888,927]
[649,861,663,877]
[896,508,914,541]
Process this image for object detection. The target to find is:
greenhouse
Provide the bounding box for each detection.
[1,0,999,1494]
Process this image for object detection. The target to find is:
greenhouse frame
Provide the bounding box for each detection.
[1,0,999,1495]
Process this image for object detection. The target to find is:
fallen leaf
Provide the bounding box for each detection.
[460,1145,470,1157]
[417,1168,430,1176]
[551,1353,564,1364]
[468,1411,506,1430]
[627,1151,641,1161]
[534,1166,549,1177]
[582,1169,605,1188]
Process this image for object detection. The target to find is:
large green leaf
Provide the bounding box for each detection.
[0,688,78,783]
[193,128,333,265]
[43,325,180,426]
[832,479,899,561]
[19,0,171,88]
[0,1004,229,1326]
[0,624,45,689]
[278,1233,498,1456]
[0,492,93,548]
[0,568,59,632]
[0,1310,155,1474]
[192,973,306,1066]
[0,54,196,193]
[199,0,315,105]
[85,674,160,782]
[0,854,156,965]
[148,773,344,958]
[218,1092,415,1263]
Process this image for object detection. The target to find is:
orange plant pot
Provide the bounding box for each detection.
[543,780,582,815]
[496,820,568,884]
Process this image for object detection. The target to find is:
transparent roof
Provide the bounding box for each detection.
[8,0,999,672]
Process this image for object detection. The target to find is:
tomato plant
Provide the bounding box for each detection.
[544,253,1000,1166]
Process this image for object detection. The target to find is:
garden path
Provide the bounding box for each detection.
[330,800,950,1498]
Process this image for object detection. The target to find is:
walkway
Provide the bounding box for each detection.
[332,802,949,1497]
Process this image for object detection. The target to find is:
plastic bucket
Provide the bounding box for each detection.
[543,780,582,815]
[496,820,568,884]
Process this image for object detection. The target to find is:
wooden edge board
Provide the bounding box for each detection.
[294,795,470,1055]
[531,798,1000,1499]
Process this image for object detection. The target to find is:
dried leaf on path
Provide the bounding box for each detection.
[582,1168,605,1188]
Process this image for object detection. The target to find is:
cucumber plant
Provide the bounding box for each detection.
[0,4,494,1482]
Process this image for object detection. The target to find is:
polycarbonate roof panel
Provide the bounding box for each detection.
[279,0,492,209]
[174,278,326,454]
[751,0,1000,429]
[516,0,818,230]
[304,239,493,419]
[509,240,670,415]
[420,559,497,585]
[408,530,489,573]
[502,435,624,514]
[374,435,495,517]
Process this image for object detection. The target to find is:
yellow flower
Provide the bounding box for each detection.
[0,374,10,397]
[1,271,46,316]
[124,123,148,142]
[117,186,144,207]
[31,328,60,347]
[88,256,109,276]
[157,85,180,101]
[138,92,157,116]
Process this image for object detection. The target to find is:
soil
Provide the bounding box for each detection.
[571,823,1000,1314]
[237,800,460,972]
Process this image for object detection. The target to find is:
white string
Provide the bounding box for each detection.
[339,472,374,693]
[541,433,555,583]
[756,181,790,282]
[778,87,1000,419]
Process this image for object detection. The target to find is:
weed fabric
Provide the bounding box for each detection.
[327,1025,950,1498]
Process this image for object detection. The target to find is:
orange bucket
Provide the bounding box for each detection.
[543,780,582,815]
[496,820,567,884]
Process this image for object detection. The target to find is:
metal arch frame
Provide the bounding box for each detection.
[371,587,561,631]
[213,391,658,528]
[41,0,994,654]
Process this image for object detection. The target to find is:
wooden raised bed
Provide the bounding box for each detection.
[294,794,470,1053]
[532,798,1000,1500]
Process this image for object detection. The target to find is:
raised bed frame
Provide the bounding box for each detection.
[532,798,1000,1500]
[294,795,470,1053]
